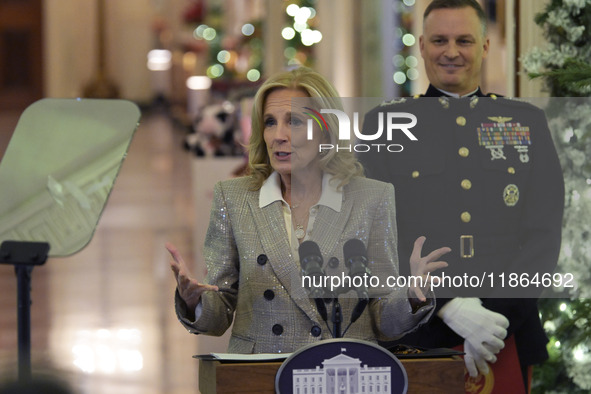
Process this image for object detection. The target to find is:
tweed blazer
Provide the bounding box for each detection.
[175,175,434,354]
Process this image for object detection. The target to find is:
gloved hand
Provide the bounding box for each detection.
[464,339,497,377]
[438,298,509,362]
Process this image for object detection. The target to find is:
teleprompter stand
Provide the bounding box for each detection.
[0,241,50,381]
[0,98,140,383]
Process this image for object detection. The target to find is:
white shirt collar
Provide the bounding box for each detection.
[259,171,342,212]
[436,87,479,98]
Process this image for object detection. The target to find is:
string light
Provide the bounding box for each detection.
[392,55,405,67]
[284,4,321,51]
[407,69,419,80]
[217,50,231,63]
[286,4,300,17]
[241,23,255,36]
[207,64,224,78]
[393,72,407,85]
[405,56,418,68]
[193,24,208,39]
[202,27,216,41]
[246,69,261,82]
[402,33,416,46]
[282,27,296,40]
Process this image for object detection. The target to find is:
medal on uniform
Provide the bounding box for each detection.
[486,145,507,160]
[514,145,530,163]
[503,184,519,207]
[478,117,531,161]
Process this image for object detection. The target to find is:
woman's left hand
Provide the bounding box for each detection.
[408,236,450,301]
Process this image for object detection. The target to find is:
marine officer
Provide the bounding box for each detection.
[359,0,564,392]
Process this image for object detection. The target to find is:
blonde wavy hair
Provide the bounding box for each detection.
[247,67,364,190]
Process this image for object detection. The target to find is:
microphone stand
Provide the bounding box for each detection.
[332,298,342,338]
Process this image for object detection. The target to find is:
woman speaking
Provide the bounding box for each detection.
[167,67,449,354]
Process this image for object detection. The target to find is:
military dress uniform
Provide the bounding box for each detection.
[359,85,564,385]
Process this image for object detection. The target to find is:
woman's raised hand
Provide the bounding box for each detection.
[408,236,450,302]
[166,242,218,311]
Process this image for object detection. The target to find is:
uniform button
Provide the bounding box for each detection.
[508,167,516,174]
[456,116,467,126]
[311,325,322,337]
[458,147,470,157]
[264,290,275,300]
[461,179,472,190]
[328,257,339,268]
[257,254,268,265]
[412,170,420,179]
[461,211,472,223]
[272,324,283,336]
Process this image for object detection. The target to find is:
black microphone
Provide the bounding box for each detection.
[343,239,370,323]
[299,240,328,321]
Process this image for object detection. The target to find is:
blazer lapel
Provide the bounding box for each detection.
[312,197,353,263]
[247,197,319,320]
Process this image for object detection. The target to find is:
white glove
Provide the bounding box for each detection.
[464,339,492,377]
[438,298,509,361]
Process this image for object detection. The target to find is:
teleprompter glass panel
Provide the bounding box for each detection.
[0,98,140,256]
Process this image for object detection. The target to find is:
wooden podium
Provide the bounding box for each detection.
[199,356,465,393]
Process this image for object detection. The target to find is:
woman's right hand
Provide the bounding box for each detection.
[166,242,218,312]
[408,236,450,302]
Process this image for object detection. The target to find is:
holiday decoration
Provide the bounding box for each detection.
[522,1,591,392]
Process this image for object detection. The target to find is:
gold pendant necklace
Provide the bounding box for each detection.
[294,224,305,239]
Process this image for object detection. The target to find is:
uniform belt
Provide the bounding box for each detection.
[460,235,474,258]
[459,234,520,259]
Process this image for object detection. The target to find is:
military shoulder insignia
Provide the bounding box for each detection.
[380,98,406,106]
[438,97,450,109]
[502,96,528,103]
[488,116,513,123]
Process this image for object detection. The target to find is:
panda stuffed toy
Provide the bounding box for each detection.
[184,101,242,157]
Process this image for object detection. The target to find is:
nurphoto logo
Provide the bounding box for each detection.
[305,108,418,153]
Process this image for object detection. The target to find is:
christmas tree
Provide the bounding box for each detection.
[521,0,591,392]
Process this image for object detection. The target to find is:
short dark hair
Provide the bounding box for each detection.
[424,0,487,36]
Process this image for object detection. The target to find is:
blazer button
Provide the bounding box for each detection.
[310,325,322,337]
[272,324,283,336]
[328,257,339,268]
[264,289,275,300]
[257,254,268,265]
